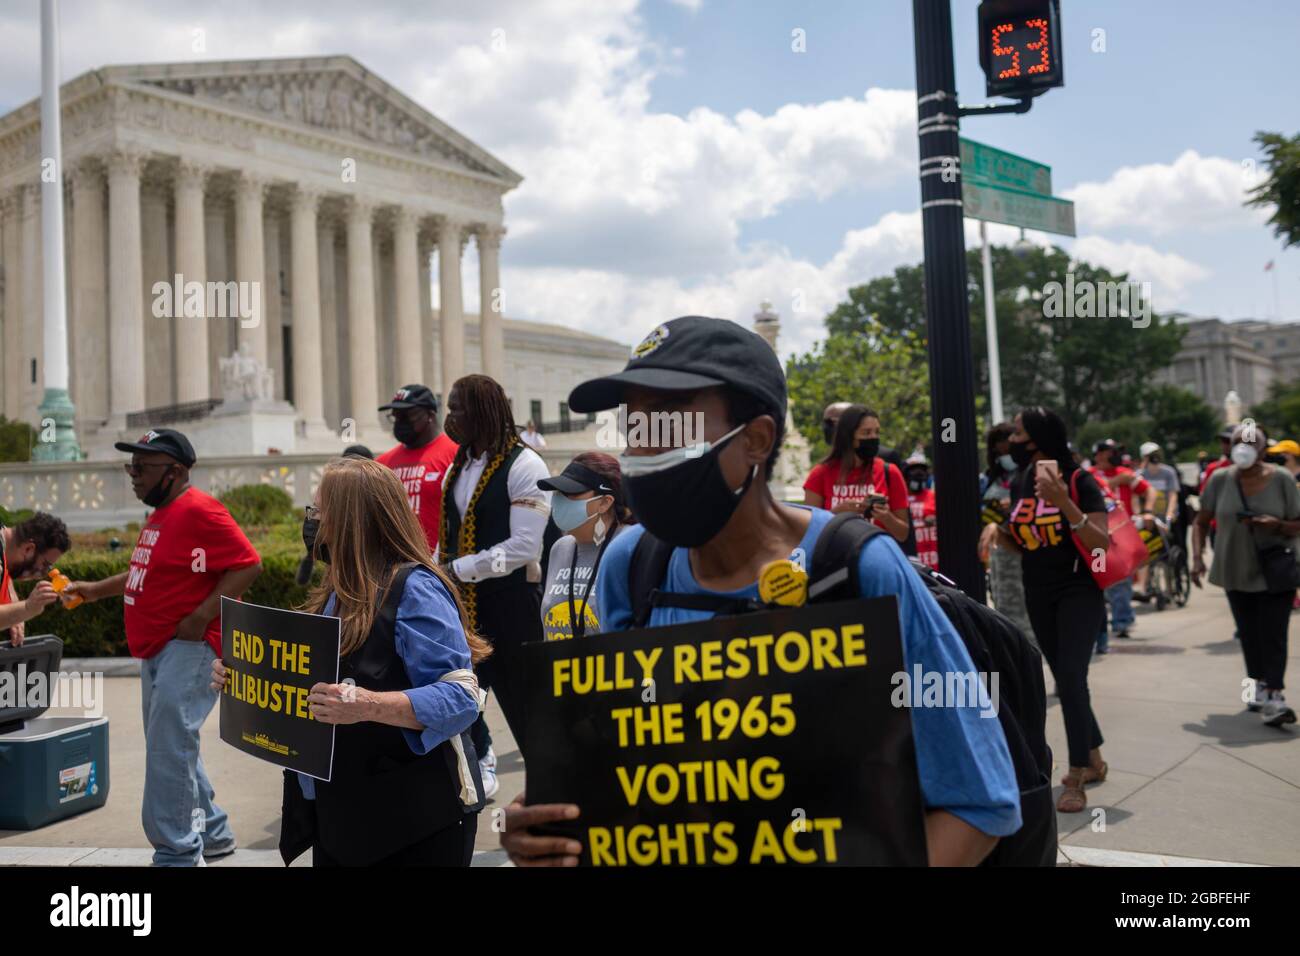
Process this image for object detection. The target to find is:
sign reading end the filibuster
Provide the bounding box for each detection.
[523,596,928,867]
[219,596,340,780]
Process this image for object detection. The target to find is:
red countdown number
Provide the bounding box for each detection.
[990,18,1053,79]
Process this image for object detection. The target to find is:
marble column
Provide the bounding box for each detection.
[317,217,340,429]
[70,160,109,423]
[107,149,146,418]
[345,198,380,432]
[141,185,173,409]
[418,234,435,394]
[2,191,25,420]
[290,187,326,430]
[476,225,505,382]
[234,172,268,366]
[205,196,231,390]
[437,217,466,395]
[393,209,423,388]
[21,184,44,421]
[264,210,284,399]
[173,160,210,404]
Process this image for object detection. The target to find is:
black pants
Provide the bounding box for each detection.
[312,813,477,867]
[471,582,542,759]
[1026,581,1106,768]
[1225,589,1292,691]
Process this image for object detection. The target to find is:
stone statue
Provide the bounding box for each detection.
[219,342,275,403]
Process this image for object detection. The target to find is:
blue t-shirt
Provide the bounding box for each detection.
[298,566,479,797]
[594,505,1022,837]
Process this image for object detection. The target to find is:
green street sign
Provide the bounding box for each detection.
[960,137,1052,196]
[961,179,1076,237]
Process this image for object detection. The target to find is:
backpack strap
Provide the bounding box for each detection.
[629,532,677,628]
[807,513,884,603]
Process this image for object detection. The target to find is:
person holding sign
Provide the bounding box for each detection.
[65,428,261,867]
[538,453,634,641]
[218,456,491,866]
[502,316,1020,866]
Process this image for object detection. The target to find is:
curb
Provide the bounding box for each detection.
[62,657,140,676]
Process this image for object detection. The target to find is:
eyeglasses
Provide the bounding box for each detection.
[124,461,173,476]
[304,505,320,520]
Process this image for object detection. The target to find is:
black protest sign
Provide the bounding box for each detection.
[219,597,340,780]
[523,596,928,866]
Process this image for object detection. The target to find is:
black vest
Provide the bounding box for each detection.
[278,564,483,866]
[442,444,530,596]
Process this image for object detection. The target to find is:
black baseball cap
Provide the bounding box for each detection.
[114,428,197,467]
[538,460,618,499]
[568,316,786,417]
[379,384,438,412]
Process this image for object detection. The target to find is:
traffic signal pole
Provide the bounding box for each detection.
[912,0,985,601]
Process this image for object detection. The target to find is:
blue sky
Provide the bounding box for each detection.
[1,0,1296,356]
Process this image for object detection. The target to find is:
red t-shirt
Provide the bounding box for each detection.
[909,488,938,569]
[1200,457,1229,493]
[376,433,459,549]
[804,459,908,525]
[123,487,260,659]
[1090,466,1149,516]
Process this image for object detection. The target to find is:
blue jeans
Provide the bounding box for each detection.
[140,638,235,866]
[1105,578,1135,634]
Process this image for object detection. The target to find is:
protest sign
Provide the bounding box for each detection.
[523,596,927,866]
[219,597,340,780]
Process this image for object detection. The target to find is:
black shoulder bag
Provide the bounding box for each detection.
[1235,469,1300,593]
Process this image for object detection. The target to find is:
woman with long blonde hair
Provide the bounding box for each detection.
[213,456,491,866]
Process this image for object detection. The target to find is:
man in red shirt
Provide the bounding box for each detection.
[376,384,458,550]
[904,455,939,570]
[1200,428,1235,493]
[67,429,261,866]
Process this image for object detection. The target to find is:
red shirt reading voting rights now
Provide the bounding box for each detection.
[377,433,458,548]
[123,487,260,659]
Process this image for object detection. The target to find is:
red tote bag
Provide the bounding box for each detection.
[1069,470,1148,590]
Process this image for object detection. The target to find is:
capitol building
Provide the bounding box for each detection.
[0,55,628,464]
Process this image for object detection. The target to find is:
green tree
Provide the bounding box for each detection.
[1144,384,1219,455]
[1247,131,1300,249]
[0,416,36,463]
[813,244,1185,431]
[1250,379,1300,440]
[787,318,932,461]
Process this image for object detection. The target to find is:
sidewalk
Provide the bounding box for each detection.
[2,582,1295,867]
[1047,582,1299,866]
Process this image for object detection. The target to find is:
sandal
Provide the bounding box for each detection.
[1057,773,1087,813]
[1061,761,1108,787]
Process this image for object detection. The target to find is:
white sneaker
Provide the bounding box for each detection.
[1247,682,1268,713]
[479,746,500,800]
[1261,693,1297,728]
[480,745,497,773]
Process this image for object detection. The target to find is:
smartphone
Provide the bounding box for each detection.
[1035,460,1059,482]
[1237,510,1257,522]
[866,493,888,511]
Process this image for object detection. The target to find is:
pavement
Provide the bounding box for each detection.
[1,581,1295,867]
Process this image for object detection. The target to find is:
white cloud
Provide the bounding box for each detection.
[1069,236,1210,310]
[1063,150,1269,236]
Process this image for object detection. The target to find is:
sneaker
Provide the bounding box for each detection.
[1114,628,1132,639]
[480,745,497,773]
[195,855,207,868]
[479,747,500,800]
[1247,682,1268,713]
[1261,693,1298,728]
[202,841,237,861]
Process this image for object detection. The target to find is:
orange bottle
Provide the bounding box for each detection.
[48,568,83,609]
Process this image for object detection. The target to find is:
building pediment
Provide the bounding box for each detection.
[101,56,521,188]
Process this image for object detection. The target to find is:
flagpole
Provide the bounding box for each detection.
[32,0,80,461]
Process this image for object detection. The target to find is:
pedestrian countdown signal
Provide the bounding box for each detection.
[978,0,1064,99]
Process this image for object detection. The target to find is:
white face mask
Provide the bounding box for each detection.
[619,422,746,477]
[1231,442,1259,468]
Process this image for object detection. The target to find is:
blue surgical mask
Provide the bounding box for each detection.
[998,454,1016,473]
[552,494,597,533]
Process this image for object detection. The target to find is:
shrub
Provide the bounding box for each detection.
[218,484,298,529]
[0,416,36,463]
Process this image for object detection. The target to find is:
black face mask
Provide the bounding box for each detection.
[443,415,465,445]
[623,424,757,548]
[1008,438,1036,470]
[855,438,880,463]
[393,419,421,447]
[821,419,836,445]
[302,516,329,565]
[141,468,176,508]
[907,475,927,493]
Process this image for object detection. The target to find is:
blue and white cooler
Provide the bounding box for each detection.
[0,635,110,829]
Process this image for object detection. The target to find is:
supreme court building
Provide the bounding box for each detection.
[0,55,627,460]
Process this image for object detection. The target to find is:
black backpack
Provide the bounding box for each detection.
[628,513,1056,867]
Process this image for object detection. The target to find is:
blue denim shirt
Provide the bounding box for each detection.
[298,566,478,797]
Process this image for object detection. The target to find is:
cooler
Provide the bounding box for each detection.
[0,635,111,830]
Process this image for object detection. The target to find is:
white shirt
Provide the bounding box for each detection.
[444,446,551,583]
[520,430,547,451]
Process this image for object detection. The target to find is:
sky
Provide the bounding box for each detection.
[1,0,1297,359]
